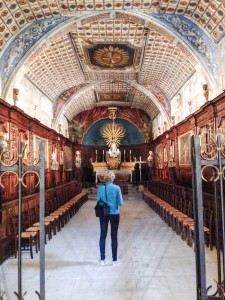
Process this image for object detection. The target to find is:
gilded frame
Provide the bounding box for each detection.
[155,144,163,168]
[34,135,49,168]
[178,132,192,166]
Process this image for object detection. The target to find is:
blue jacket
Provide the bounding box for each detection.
[96,182,123,215]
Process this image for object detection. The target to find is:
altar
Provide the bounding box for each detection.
[91,107,136,184]
[91,161,136,184]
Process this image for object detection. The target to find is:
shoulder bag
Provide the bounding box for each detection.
[95,185,110,217]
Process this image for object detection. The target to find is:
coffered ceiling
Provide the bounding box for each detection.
[0,0,223,125]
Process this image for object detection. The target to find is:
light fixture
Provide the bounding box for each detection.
[51,147,59,171]
[101,107,125,158]
[51,160,59,171]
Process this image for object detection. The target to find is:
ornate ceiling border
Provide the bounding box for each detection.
[53,84,85,119]
[0,17,69,89]
[152,14,218,81]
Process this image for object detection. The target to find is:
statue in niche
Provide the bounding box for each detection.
[203,83,209,102]
[13,88,19,106]
[147,151,153,167]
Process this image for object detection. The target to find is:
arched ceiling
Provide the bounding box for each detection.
[0,1,223,127]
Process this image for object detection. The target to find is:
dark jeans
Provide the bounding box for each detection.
[99,214,120,261]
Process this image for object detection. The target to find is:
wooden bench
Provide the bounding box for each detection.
[143,189,213,250]
[9,191,88,259]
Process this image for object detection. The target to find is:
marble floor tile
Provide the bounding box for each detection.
[0,199,219,300]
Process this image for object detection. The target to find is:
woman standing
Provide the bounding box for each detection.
[96,171,123,265]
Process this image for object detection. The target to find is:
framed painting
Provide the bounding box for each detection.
[155,144,163,168]
[64,146,73,171]
[178,132,192,166]
[34,135,49,168]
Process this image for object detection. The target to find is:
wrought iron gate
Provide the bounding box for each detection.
[0,141,46,300]
[191,134,225,300]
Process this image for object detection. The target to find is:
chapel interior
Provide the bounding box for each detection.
[1,0,225,299]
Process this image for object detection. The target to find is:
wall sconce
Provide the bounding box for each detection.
[168,155,176,168]
[51,160,59,171]
[75,151,81,168]
[51,146,59,171]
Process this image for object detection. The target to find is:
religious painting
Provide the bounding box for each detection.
[88,44,135,69]
[178,132,192,166]
[34,136,49,168]
[163,146,168,165]
[155,144,163,168]
[64,146,73,171]
[98,92,126,102]
[60,150,64,165]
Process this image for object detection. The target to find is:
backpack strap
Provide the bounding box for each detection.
[105,184,107,201]
[97,184,107,204]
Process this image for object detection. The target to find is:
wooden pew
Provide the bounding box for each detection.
[143,189,213,250]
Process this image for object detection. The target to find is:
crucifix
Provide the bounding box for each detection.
[136,156,146,186]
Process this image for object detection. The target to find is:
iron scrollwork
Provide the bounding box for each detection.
[0,144,40,190]
[0,148,18,167]
[0,290,6,300]
[206,282,225,300]
[0,141,42,299]
[14,291,27,300]
[198,132,225,299]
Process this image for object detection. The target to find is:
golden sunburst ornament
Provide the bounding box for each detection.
[101,123,125,148]
[93,45,130,68]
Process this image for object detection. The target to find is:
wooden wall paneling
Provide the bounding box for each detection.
[159,93,225,185]
[9,107,30,132]
[214,100,225,118]
[195,104,214,128]
[0,99,11,122]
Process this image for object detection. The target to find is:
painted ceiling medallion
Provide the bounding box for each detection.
[89,44,134,69]
[98,92,126,102]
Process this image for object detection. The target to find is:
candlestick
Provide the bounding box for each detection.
[140,156,141,162]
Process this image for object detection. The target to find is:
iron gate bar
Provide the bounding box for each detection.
[0,141,46,299]
[18,142,22,299]
[0,165,42,172]
[39,142,45,300]
[214,180,222,287]
[192,134,225,299]
[191,135,207,300]
[217,136,225,289]
[201,159,225,165]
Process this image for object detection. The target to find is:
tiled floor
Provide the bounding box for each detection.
[0,198,219,300]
